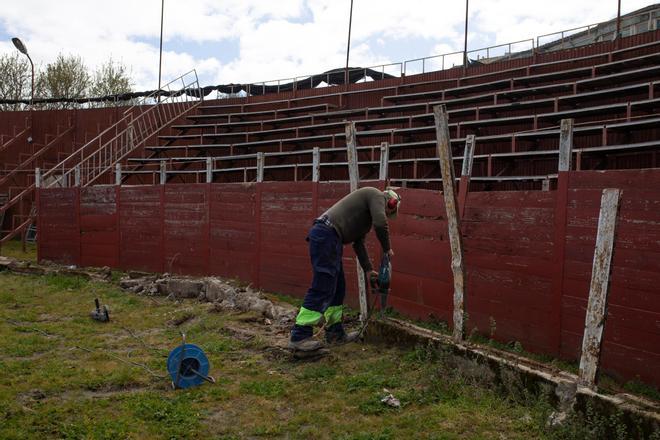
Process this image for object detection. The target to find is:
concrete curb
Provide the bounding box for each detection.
[365,317,660,438]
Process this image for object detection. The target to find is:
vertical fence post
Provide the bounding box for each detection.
[551,118,574,355]
[379,142,389,181]
[160,160,166,185]
[578,188,622,388]
[206,157,213,184]
[434,105,466,343]
[458,135,475,219]
[74,165,81,187]
[559,119,574,172]
[35,168,41,262]
[256,152,265,183]
[312,147,320,183]
[346,122,368,323]
[115,163,122,186]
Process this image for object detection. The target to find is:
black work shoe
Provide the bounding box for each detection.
[288,337,323,352]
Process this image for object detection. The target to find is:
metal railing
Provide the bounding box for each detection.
[218,6,659,98]
[0,70,202,243]
[41,70,202,188]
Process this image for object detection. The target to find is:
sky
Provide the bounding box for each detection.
[0,0,657,93]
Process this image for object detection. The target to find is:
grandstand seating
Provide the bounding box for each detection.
[120,36,660,191]
[0,115,79,240]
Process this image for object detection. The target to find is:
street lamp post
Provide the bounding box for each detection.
[11,37,34,108]
[11,37,35,253]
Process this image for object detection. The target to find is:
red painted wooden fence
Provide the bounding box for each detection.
[37,168,660,387]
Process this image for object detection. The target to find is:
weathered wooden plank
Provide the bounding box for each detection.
[346,121,368,322]
[569,168,660,190]
[434,104,466,343]
[558,118,574,172]
[461,135,476,177]
[312,147,320,182]
[379,142,389,181]
[467,190,557,208]
[578,188,622,388]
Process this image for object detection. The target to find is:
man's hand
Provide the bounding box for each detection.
[386,249,394,258]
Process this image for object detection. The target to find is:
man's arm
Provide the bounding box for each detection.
[352,236,372,273]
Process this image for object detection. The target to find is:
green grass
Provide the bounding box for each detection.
[0,239,37,262]
[0,270,655,439]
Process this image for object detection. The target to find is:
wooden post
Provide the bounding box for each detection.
[160,160,166,185]
[379,142,389,181]
[206,157,213,183]
[551,117,574,355]
[461,135,476,178]
[74,165,81,187]
[578,188,622,388]
[559,118,574,172]
[434,105,466,343]
[345,121,368,323]
[115,163,121,186]
[458,135,475,219]
[256,152,265,183]
[312,147,320,183]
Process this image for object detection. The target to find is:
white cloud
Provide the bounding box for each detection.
[0,0,656,92]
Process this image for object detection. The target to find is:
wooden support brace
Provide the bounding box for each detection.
[160,160,166,185]
[206,157,213,183]
[379,142,389,181]
[434,105,466,343]
[345,121,368,323]
[458,135,475,219]
[578,188,622,389]
[312,147,320,183]
[256,152,265,183]
[559,118,574,172]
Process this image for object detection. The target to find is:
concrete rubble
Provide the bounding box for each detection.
[118,272,297,325]
[0,256,297,325]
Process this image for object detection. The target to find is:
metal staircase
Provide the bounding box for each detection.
[0,69,203,244]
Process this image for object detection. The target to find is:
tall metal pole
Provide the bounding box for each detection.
[615,0,622,39]
[158,0,164,102]
[27,56,34,108]
[345,0,354,86]
[463,0,469,71]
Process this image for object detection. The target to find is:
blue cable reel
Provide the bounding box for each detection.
[167,333,216,389]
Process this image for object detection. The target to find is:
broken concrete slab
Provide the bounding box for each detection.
[204,279,238,302]
[161,279,204,299]
[115,272,298,326]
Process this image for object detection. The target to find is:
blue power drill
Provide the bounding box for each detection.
[369,254,392,310]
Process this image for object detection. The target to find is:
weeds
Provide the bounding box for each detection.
[1,270,655,439]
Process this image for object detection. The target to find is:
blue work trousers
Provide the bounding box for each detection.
[290,222,346,341]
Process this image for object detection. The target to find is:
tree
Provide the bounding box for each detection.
[0,53,30,111]
[89,58,134,107]
[36,54,90,109]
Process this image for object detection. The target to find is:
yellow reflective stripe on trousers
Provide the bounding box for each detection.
[323,305,343,326]
[295,306,323,326]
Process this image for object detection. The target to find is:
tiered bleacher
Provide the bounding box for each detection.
[121,37,660,191]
